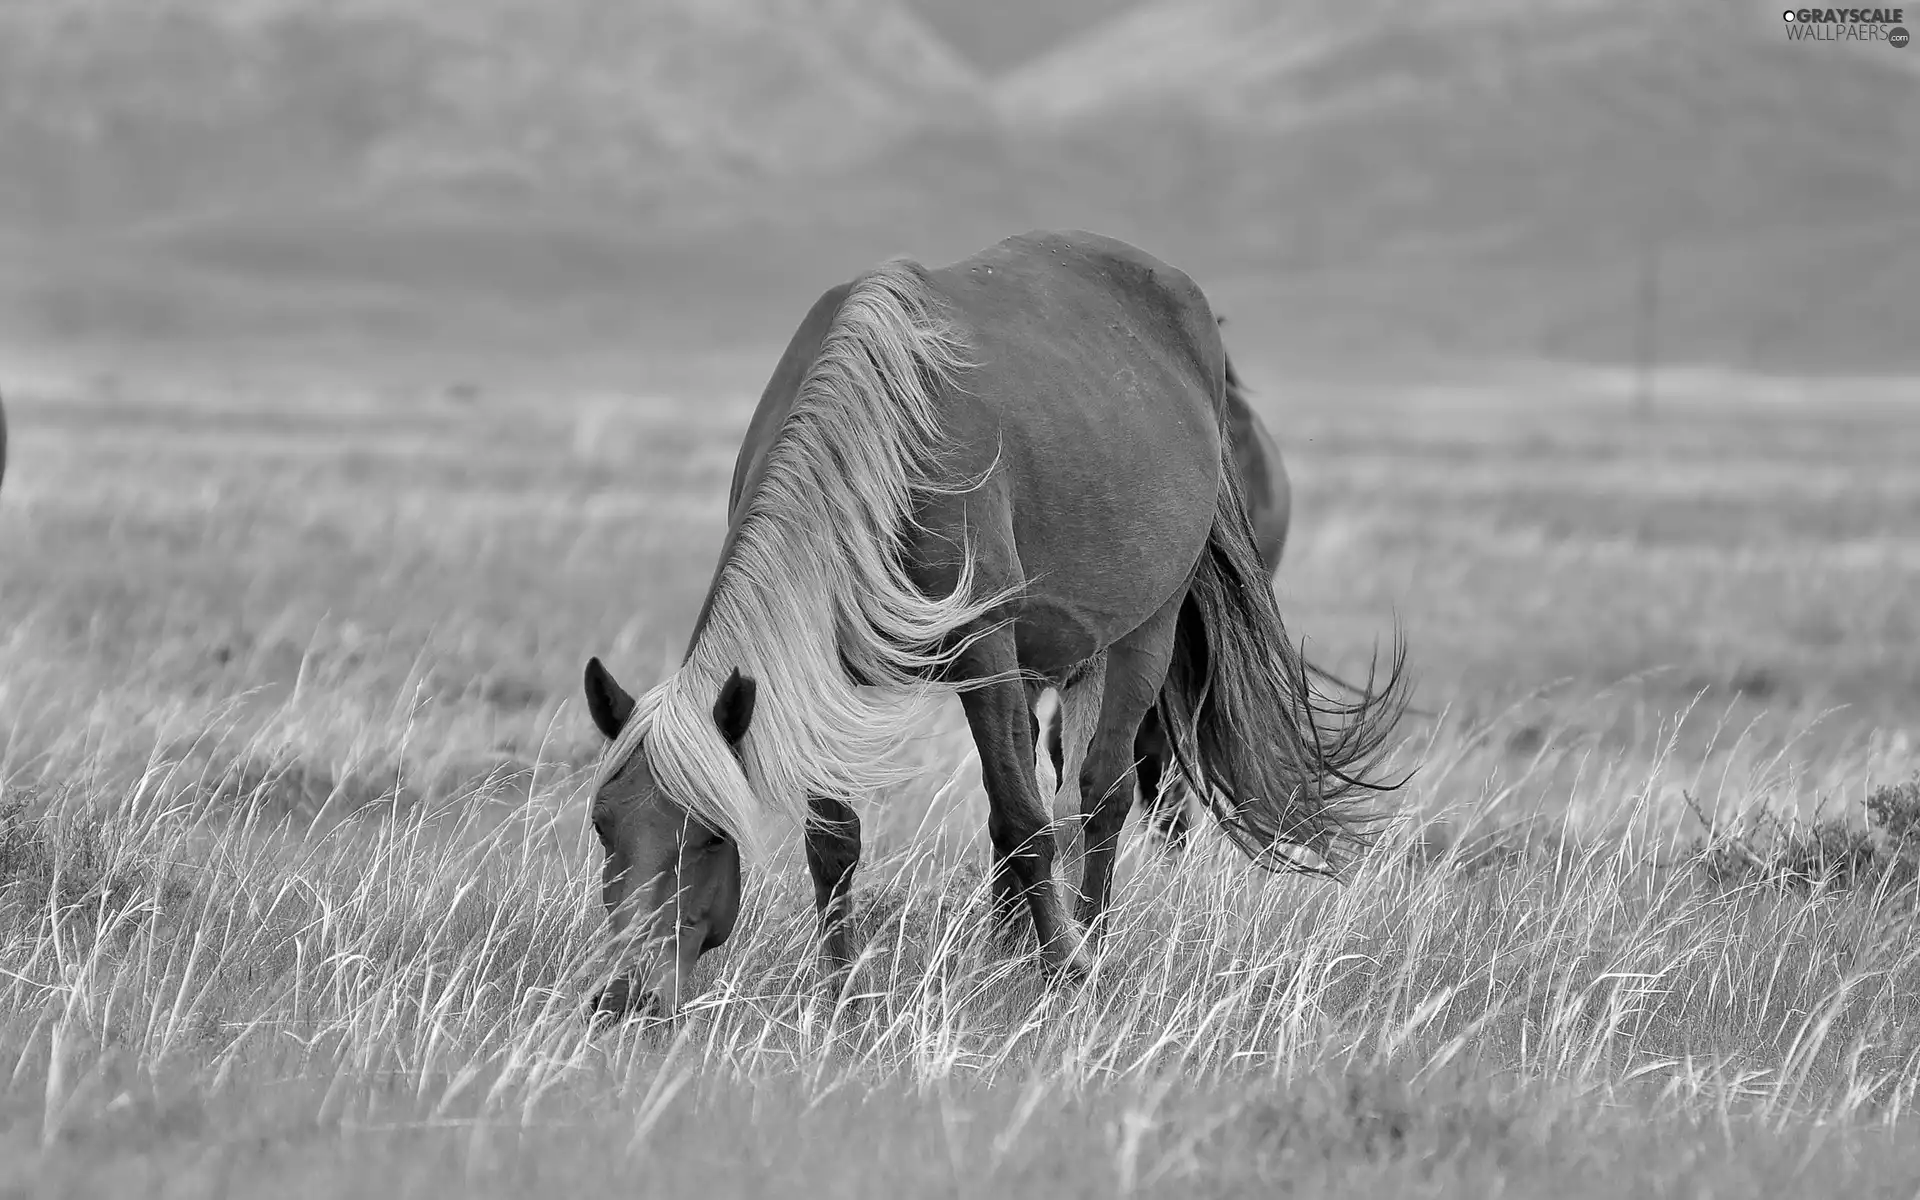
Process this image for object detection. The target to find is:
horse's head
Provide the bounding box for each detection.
[580,656,751,1024]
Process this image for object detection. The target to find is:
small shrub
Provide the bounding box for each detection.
[0,791,52,889]
[1687,776,1920,897]
[0,788,160,920]
[1866,776,1920,850]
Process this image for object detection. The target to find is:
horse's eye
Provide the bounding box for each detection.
[591,810,612,842]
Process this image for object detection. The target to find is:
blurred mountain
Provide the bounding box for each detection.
[0,0,987,228]
[746,0,1920,367]
[4,0,1917,372]
[995,0,1919,246]
[901,0,1146,71]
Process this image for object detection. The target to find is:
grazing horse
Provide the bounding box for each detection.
[580,230,1408,1022]
[1040,341,1290,853]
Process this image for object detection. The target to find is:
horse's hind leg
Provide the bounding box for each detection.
[1075,589,1185,931]
[1133,710,1193,855]
[804,794,861,978]
[957,631,1092,979]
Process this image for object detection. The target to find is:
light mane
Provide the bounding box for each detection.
[593,260,1017,862]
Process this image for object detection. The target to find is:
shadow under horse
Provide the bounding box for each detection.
[578,229,1409,1023]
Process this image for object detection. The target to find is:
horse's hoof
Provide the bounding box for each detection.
[1043,933,1096,983]
[585,977,663,1030]
[816,957,856,999]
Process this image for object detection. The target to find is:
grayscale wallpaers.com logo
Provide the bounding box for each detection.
[1783,7,1910,45]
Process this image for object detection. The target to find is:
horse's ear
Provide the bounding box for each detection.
[583,656,636,740]
[712,667,757,747]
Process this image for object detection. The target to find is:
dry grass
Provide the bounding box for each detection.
[3,354,1920,1195]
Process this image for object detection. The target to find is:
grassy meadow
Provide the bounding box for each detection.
[2,348,1920,1196]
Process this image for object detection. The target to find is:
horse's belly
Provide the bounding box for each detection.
[939,376,1212,674]
[1009,469,1217,673]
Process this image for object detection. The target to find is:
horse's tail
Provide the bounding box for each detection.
[1154,422,1413,875]
[1216,343,1434,723]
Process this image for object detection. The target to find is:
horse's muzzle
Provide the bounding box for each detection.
[584,921,707,1030]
